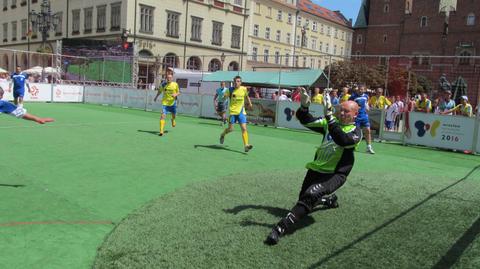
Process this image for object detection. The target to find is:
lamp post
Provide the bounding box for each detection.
[220,52,226,71]
[29,0,60,53]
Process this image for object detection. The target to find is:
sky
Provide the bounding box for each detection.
[312,0,363,23]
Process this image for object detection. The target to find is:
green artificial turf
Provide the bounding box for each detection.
[0,103,479,269]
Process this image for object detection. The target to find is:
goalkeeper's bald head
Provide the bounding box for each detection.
[338,101,359,124]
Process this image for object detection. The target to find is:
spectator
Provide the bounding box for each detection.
[291,87,301,102]
[439,90,456,115]
[272,91,278,101]
[311,87,323,104]
[369,88,391,109]
[385,96,398,131]
[406,96,416,112]
[278,90,291,101]
[394,96,404,131]
[415,93,432,113]
[331,89,340,105]
[445,96,473,117]
[340,87,350,103]
[395,96,405,112]
[432,97,441,114]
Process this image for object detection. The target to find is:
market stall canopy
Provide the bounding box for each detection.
[24,66,61,75]
[202,69,328,88]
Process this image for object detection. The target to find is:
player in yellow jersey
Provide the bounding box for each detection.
[369,88,391,109]
[154,72,180,136]
[311,88,323,104]
[219,76,254,152]
[340,87,351,103]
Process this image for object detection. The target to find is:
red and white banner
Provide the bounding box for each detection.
[53,85,83,102]
[0,82,52,102]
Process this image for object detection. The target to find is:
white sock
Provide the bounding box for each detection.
[18,103,24,108]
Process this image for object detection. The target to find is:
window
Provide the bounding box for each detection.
[467,13,475,26]
[302,35,307,47]
[252,47,258,61]
[297,16,301,26]
[97,5,106,32]
[333,44,337,55]
[186,57,201,70]
[303,56,306,67]
[2,23,7,42]
[340,47,344,56]
[334,28,338,38]
[326,43,329,53]
[285,53,290,66]
[277,10,282,21]
[319,41,323,52]
[21,19,26,39]
[276,30,281,42]
[84,7,93,33]
[267,7,272,17]
[255,3,260,13]
[11,0,16,8]
[275,51,280,64]
[320,24,324,34]
[111,2,121,31]
[212,21,223,45]
[208,59,222,72]
[311,39,316,50]
[310,58,314,68]
[265,27,270,39]
[305,19,309,28]
[231,25,241,48]
[234,0,243,6]
[191,16,202,41]
[357,34,363,44]
[383,34,387,43]
[459,51,472,65]
[140,5,154,33]
[253,24,259,37]
[55,12,63,35]
[296,35,300,46]
[420,16,428,27]
[167,11,180,37]
[2,0,6,11]
[327,26,331,36]
[295,55,299,67]
[72,9,80,34]
[384,4,389,13]
[264,49,269,63]
[312,21,317,31]
[11,21,16,41]
[286,33,291,44]
[341,31,345,40]
[288,13,292,24]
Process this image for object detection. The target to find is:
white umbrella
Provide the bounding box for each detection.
[43,66,61,75]
[0,67,8,73]
[23,66,43,75]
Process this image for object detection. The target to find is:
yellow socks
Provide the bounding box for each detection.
[242,131,249,146]
[160,119,165,134]
[172,119,176,127]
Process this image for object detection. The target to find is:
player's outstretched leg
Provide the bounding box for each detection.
[21,113,54,124]
[220,122,233,145]
[240,123,253,152]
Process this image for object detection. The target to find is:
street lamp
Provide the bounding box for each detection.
[220,52,226,71]
[30,0,60,52]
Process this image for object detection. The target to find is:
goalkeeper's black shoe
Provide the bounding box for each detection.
[219,135,225,145]
[323,194,339,209]
[265,226,284,245]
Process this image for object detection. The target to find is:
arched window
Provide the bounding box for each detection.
[186,56,202,70]
[467,13,475,26]
[420,16,428,27]
[459,51,472,65]
[138,49,153,57]
[208,58,222,72]
[162,53,178,69]
[228,61,239,71]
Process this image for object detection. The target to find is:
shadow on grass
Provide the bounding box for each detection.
[137,130,168,136]
[223,204,333,235]
[307,164,480,269]
[0,183,25,188]
[198,122,223,127]
[194,144,247,155]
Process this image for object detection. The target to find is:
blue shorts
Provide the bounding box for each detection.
[385,120,393,130]
[355,115,370,128]
[13,89,25,98]
[162,105,177,115]
[229,113,247,124]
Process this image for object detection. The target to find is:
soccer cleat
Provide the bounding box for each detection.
[323,194,339,209]
[219,135,225,145]
[244,144,253,152]
[172,120,176,127]
[265,226,283,245]
[159,132,164,136]
[366,145,375,154]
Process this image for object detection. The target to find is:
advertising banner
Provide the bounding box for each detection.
[53,85,83,102]
[0,82,52,102]
[276,101,324,130]
[404,112,475,151]
[84,86,104,104]
[247,99,277,126]
[101,87,123,106]
[177,93,202,117]
[122,89,147,110]
[146,91,162,112]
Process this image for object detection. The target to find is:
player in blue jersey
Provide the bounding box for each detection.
[349,86,375,154]
[213,81,229,126]
[0,87,53,124]
[9,66,31,107]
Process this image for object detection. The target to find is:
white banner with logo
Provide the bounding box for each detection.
[200,94,217,119]
[53,85,83,102]
[276,101,324,130]
[122,89,147,110]
[404,112,475,151]
[177,93,202,116]
[0,82,52,102]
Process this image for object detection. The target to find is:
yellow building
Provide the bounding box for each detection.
[247,0,353,71]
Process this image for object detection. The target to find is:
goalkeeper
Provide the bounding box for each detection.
[265,88,362,245]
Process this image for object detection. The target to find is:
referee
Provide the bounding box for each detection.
[266,88,362,245]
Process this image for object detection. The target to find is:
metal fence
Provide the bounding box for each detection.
[0,48,478,106]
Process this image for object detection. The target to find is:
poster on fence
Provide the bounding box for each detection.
[276,101,324,130]
[247,99,276,126]
[123,89,147,109]
[404,112,475,151]
[177,94,202,117]
[0,82,52,102]
[53,85,83,102]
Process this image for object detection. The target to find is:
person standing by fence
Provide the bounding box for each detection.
[154,71,180,136]
[9,66,30,108]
